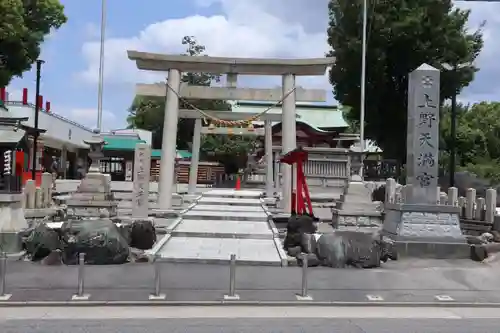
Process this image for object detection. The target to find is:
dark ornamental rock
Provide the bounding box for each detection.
[41,249,63,265]
[380,235,397,261]
[371,185,386,202]
[470,244,488,262]
[129,219,156,250]
[287,245,302,257]
[61,219,130,265]
[316,233,347,268]
[316,231,396,268]
[23,223,61,261]
[129,247,150,263]
[300,232,317,254]
[283,214,317,253]
[297,253,321,267]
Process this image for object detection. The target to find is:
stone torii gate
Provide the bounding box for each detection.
[128,51,334,213]
[177,109,285,200]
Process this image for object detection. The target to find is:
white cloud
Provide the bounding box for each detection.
[78,1,330,93]
[453,1,500,102]
[78,0,500,104]
[83,22,102,40]
[68,108,116,130]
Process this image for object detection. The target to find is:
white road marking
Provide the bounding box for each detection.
[295,294,313,301]
[366,295,384,301]
[435,295,454,301]
[71,294,91,301]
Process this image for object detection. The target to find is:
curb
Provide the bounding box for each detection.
[1,300,500,307]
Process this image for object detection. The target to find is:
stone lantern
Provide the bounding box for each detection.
[349,142,364,182]
[84,133,106,174]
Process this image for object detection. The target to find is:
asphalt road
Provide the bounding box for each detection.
[3,318,500,333]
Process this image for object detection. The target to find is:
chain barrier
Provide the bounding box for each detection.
[139,81,296,131]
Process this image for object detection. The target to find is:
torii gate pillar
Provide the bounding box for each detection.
[158,69,181,210]
[281,74,297,213]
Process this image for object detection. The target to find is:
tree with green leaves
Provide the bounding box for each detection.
[327,0,483,162]
[201,134,259,174]
[440,102,500,184]
[0,0,67,87]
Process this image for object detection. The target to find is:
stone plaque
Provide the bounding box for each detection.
[406,64,440,204]
[399,212,462,238]
[132,143,151,218]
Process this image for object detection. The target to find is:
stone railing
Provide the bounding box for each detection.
[384,178,498,236]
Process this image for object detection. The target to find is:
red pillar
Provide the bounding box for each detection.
[22,88,28,104]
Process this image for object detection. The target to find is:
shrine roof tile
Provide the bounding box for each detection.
[232,102,349,130]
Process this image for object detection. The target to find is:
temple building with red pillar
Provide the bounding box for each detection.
[0,87,94,185]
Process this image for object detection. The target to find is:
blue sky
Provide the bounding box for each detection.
[6,0,500,131]
[8,0,224,130]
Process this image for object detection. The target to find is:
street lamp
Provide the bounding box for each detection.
[96,0,107,132]
[441,62,470,188]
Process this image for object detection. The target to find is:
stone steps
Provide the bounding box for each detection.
[202,189,262,199]
[152,189,285,266]
[183,210,268,222]
[171,219,273,239]
[197,197,262,206]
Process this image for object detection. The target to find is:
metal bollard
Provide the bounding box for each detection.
[295,254,312,300]
[149,255,165,300]
[0,252,6,297]
[77,253,85,297]
[301,254,308,297]
[154,256,161,296]
[224,253,239,300]
[229,253,236,296]
[72,252,89,300]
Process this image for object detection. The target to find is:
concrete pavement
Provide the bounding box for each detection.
[3,259,500,303]
[2,306,500,332]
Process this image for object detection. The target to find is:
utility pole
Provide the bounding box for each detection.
[449,73,457,187]
[32,59,44,180]
[97,0,107,132]
[359,0,368,179]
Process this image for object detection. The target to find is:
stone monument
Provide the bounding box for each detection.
[132,143,151,219]
[66,133,117,218]
[382,64,469,258]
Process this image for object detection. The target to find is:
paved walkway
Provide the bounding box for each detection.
[3,259,500,304]
[155,189,284,265]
